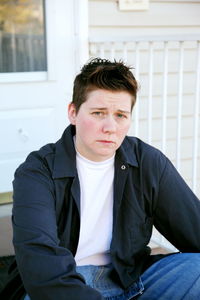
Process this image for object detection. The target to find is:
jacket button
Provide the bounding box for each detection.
[121,165,126,170]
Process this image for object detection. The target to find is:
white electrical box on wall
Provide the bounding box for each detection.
[119,0,149,11]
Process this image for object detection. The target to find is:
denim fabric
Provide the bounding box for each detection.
[24,253,200,300]
[24,264,144,300]
[138,253,200,300]
[76,264,144,300]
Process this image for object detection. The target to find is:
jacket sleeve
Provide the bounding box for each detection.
[12,154,104,300]
[153,156,200,252]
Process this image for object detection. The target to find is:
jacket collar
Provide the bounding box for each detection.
[52,125,77,179]
[116,136,139,168]
[52,125,138,179]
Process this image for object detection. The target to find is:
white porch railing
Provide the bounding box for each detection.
[89,35,200,251]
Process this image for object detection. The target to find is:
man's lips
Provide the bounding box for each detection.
[97,140,115,144]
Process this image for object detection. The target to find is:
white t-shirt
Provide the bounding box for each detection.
[74,151,114,266]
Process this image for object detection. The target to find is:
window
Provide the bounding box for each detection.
[0,0,47,73]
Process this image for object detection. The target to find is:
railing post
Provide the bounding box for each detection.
[147,41,154,145]
[99,43,105,58]
[176,41,184,171]
[161,41,169,154]
[122,42,128,63]
[110,42,115,61]
[11,24,17,72]
[192,40,200,193]
[134,41,140,137]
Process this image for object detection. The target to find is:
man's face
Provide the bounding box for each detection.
[68,89,132,162]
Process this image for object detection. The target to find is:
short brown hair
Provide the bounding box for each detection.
[72,58,138,113]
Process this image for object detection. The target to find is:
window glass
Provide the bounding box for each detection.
[0,0,47,73]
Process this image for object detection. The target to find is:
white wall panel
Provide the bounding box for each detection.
[89,0,200,36]
[0,108,56,192]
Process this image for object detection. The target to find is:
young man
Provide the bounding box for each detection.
[3,58,200,299]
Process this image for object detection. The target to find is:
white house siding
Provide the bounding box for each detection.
[88,0,200,199]
[89,0,200,37]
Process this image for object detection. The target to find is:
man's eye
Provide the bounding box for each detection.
[117,113,126,119]
[92,111,103,116]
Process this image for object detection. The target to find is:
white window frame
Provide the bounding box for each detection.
[0,0,56,83]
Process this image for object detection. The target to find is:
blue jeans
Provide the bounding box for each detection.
[139,253,200,299]
[76,264,144,299]
[24,253,200,299]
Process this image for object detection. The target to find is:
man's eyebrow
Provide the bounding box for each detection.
[89,108,131,114]
[89,107,107,111]
[117,109,131,114]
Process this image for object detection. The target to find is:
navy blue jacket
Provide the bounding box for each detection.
[12,125,200,300]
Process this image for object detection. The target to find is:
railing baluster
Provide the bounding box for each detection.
[122,42,128,62]
[192,40,200,193]
[110,42,115,61]
[89,43,97,57]
[99,43,105,58]
[134,41,140,137]
[11,26,17,72]
[176,41,184,171]
[28,32,34,71]
[162,41,169,154]
[147,41,154,145]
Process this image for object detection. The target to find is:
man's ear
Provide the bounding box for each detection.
[68,103,77,125]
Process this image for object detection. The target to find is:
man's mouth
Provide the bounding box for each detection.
[97,140,115,144]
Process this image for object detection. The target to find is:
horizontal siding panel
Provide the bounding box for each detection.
[90,0,200,3]
[89,2,200,28]
[131,117,200,141]
[137,73,197,97]
[179,158,200,182]
[137,95,197,119]
[90,27,200,37]
[151,137,200,159]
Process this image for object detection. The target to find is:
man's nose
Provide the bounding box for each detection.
[102,115,117,133]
